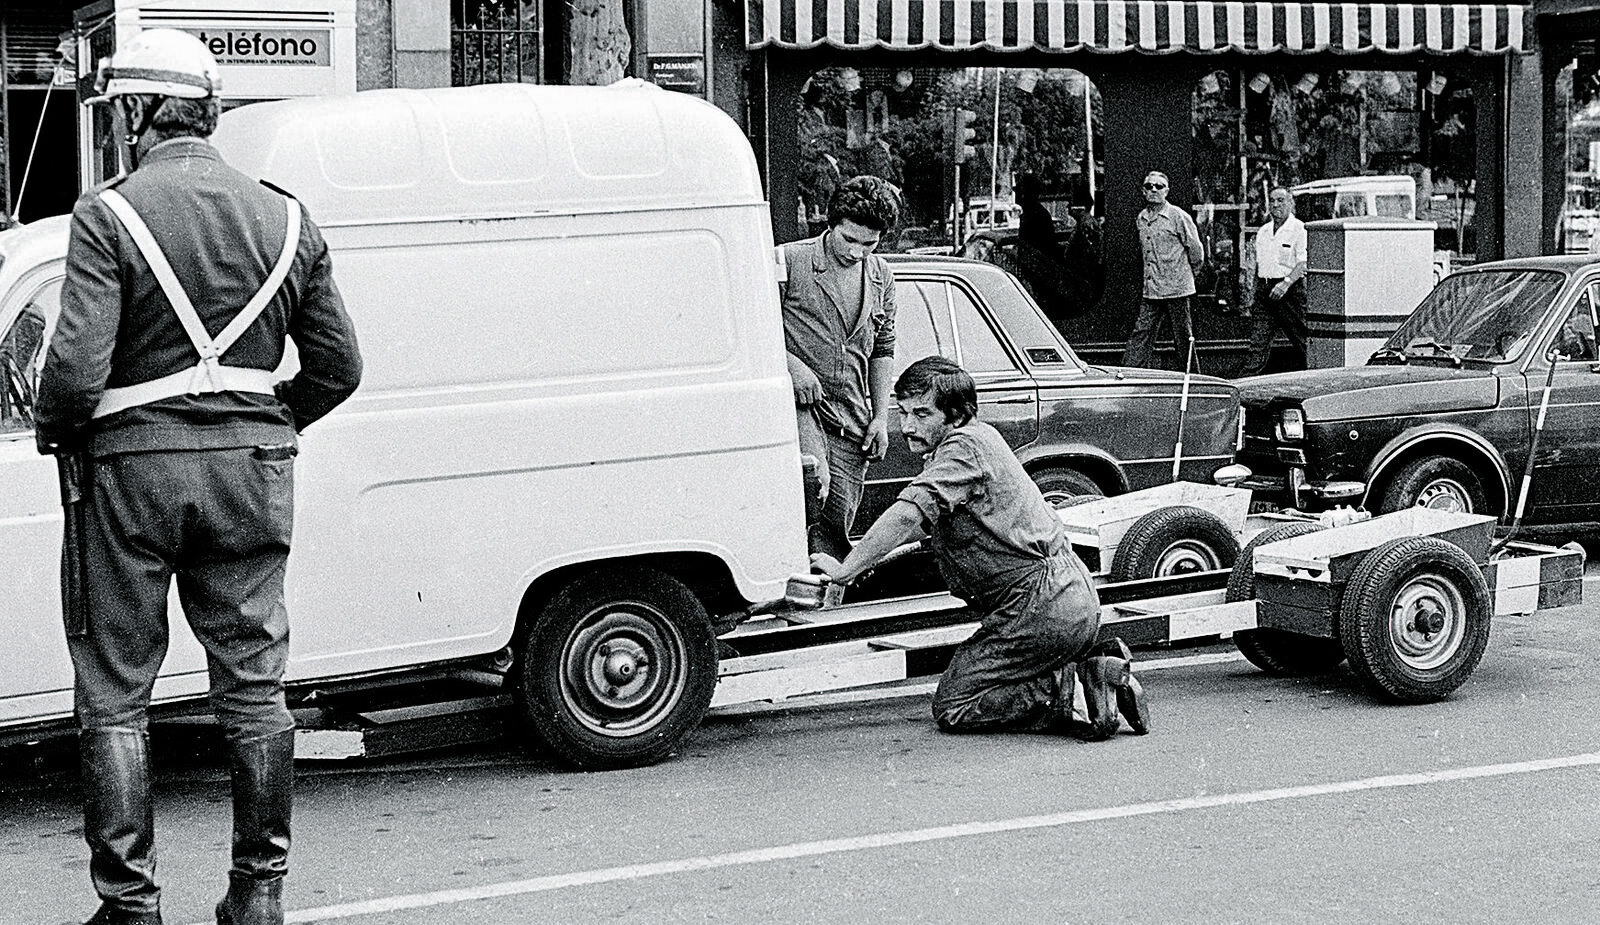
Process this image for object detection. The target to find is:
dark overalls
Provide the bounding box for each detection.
[35,138,361,921]
[897,421,1101,731]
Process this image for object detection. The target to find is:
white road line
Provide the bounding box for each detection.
[708,650,1245,716]
[259,750,1600,923]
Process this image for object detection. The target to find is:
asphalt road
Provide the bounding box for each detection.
[5,578,1600,925]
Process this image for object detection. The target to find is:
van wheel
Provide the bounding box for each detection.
[1227,522,1345,676]
[1109,505,1239,582]
[514,569,716,770]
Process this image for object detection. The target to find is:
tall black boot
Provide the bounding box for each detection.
[215,729,294,925]
[80,727,163,925]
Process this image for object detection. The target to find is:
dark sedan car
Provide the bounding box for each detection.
[851,255,1241,533]
[1232,255,1600,534]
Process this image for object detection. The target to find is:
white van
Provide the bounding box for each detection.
[0,83,806,769]
[1291,175,1417,221]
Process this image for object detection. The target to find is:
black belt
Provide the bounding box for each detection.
[819,420,853,440]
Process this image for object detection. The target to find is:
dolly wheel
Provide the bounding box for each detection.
[1227,522,1345,676]
[1109,505,1239,582]
[1338,536,1491,703]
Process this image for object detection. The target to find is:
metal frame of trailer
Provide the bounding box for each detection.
[713,507,1583,711]
[287,497,1581,760]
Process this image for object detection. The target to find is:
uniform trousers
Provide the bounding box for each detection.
[69,446,296,741]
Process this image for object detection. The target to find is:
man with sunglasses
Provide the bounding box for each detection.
[1124,170,1205,372]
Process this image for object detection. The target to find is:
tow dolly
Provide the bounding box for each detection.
[289,484,1582,761]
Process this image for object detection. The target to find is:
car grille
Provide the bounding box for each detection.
[1237,405,1287,476]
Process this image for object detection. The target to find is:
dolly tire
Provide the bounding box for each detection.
[515,568,717,770]
[1338,536,1491,703]
[1228,522,1345,676]
[1109,505,1239,582]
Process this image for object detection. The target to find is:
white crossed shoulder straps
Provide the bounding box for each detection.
[91,188,301,419]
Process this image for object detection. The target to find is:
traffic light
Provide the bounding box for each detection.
[950,108,977,164]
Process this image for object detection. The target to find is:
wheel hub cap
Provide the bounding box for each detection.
[1154,540,1222,576]
[1390,575,1466,670]
[1415,478,1471,513]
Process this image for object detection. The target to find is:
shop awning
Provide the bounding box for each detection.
[746,0,1527,55]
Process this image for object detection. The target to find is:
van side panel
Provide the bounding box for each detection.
[207,85,806,681]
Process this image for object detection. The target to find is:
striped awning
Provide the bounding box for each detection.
[746,0,1528,55]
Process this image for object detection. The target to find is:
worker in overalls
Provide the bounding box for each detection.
[34,29,362,925]
[810,356,1148,740]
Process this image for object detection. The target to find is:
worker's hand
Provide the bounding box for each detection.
[808,553,847,584]
[862,416,890,460]
[788,355,822,406]
[1271,280,1290,300]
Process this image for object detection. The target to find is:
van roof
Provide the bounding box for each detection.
[1291,175,1416,196]
[210,82,766,225]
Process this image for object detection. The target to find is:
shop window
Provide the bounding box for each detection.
[1557,53,1600,255]
[1191,67,1477,316]
[451,0,541,86]
[793,66,1106,321]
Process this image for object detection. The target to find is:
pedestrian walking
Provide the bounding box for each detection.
[809,356,1147,740]
[1123,170,1205,372]
[34,29,362,925]
[778,175,900,559]
[1237,186,1308,377]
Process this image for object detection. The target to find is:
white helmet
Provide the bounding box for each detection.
[86,28,220,104]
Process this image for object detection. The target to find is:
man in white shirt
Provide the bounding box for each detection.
[1238,186,1308,377]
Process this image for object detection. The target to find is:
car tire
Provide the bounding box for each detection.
[1227,522,1346,676]
[1109,505,1239,582]
[513,568,717,770]
[1337,536,1491,703]
[1378,456,1489,516]
[1032,467,1102,508]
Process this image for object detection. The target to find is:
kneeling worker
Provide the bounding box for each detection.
[809,356,1147,738]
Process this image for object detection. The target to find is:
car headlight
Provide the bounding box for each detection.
[1276,408,1305,442]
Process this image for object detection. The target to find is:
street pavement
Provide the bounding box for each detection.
[5,570,1600,925]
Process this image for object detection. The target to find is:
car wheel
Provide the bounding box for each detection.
[1109,505,1240,582]
[1337,536,1491,703]
[1378,456,1488,516]
[1032,467,1102,508]
[1227,522,1346,676]
[513,568,717,770]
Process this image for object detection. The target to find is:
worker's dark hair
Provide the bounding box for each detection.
[144,95,220,138]
[828,175,901,232]
[895,355,977,426]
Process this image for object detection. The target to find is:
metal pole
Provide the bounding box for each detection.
[1084,76,1095,208]
[990,70,1001,225]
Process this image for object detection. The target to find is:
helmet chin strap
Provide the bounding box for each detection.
[117,96,166,168]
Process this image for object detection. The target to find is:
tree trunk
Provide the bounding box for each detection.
[567,0,631,86]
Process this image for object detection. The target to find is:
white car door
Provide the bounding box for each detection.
[0,266,206,729]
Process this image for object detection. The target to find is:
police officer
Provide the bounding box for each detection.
[35,29,362,925]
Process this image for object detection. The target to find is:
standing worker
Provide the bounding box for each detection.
[1123,170,1205,372]
[34,29,362,925]
[779,175,901,559]
[809,356,1147,740]
[1237,186,1309,377]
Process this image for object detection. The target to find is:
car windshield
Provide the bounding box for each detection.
[1379,269,1568,363]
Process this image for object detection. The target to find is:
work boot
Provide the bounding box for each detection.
[1073,657,1129,742]
[80,727,162,925]
[1090,637,1150,735]
[214,729,294,925]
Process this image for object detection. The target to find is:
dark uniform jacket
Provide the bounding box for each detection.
[36,137,362,456]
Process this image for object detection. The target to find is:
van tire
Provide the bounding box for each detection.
[515,568,717,770]
[1032,467,1102,508]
